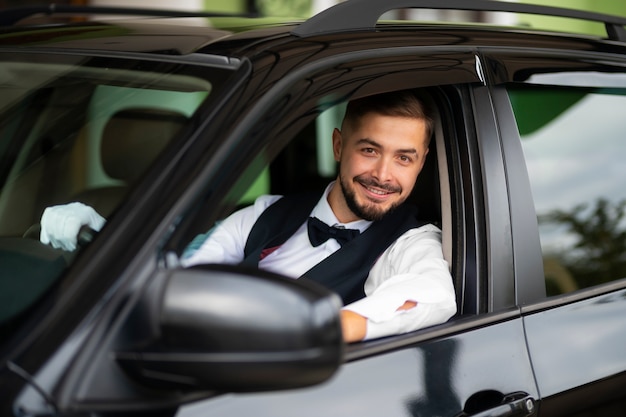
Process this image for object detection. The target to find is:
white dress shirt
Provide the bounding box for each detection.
[183,182,456,340]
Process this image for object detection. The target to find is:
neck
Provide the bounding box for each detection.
[327,181,361,224]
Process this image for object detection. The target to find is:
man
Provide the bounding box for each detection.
[41,90,456,342]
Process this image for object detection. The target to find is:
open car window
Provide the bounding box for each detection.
[168,86,461,344]
[177,94,446,258]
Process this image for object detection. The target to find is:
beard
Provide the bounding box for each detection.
[339,174,403,221]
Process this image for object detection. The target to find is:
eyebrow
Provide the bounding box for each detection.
[356,138,418,155]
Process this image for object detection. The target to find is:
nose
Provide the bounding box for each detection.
[372,156,393,183]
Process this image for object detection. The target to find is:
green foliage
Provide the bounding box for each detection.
[540,198,626,290]
[257,0,312,17]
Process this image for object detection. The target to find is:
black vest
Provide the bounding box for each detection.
[241,191,426,304]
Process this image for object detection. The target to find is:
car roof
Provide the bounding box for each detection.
[1,1,626,58]
[0,16,299,54]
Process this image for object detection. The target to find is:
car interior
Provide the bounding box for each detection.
[184,89,460,317]
[0,83,461,341]
[2,107,189,240]
[0,94,192,335]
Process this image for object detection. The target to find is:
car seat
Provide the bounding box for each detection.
[71,107,188,218]
[13,107,188,240]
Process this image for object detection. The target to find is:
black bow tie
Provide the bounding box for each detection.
[307,217,360,247]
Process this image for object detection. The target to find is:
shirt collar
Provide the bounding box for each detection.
[310,181,372,233]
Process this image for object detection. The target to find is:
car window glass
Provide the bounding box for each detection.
[508,79,626,296]
[0,54,227,338]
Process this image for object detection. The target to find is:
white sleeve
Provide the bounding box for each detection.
[342,224,457,340]
[181,195,282,267]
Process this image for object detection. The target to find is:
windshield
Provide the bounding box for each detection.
[0,52,230,337]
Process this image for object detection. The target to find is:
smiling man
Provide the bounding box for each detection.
[322,92,452,341]
[40,90,457,342]
[182,90,457,342]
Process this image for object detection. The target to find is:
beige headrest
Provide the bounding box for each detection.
[101,108,188,182]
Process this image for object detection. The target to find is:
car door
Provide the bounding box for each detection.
[488,50,626,416]
[171,48,540,417]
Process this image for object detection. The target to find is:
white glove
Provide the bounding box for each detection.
[40,202,106,251]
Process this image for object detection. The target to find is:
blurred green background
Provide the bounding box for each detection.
[204,0,626,29]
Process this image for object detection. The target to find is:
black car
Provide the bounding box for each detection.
[2,1,626,416]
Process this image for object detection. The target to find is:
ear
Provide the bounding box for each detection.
[332,128,342,162]
[416,147,430,173]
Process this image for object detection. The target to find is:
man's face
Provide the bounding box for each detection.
[329,112,430,223]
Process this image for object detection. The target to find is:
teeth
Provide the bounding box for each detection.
[368,187,388,195]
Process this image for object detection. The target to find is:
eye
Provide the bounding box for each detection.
[398,154,413,164]
[361,147,377,155]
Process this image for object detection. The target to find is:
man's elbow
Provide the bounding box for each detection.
[427,292,457,326]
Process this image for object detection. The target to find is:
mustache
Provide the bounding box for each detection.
[355,176,402,193]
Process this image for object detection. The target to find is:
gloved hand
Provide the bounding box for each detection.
[40,202,106,251]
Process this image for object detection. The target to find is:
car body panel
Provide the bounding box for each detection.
[179,314,537,417]
[524,287,626,416]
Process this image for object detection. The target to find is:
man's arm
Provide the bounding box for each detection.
[181,195,281,267]
[342,224,457,341]
[341,300,418,343]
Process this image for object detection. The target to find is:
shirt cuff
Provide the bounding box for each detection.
[363,309,412,340]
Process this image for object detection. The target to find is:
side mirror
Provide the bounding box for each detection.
[117,264,344,392]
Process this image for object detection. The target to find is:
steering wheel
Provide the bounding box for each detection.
[23,224,98,248]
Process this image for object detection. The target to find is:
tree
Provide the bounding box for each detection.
[540,198,626,291]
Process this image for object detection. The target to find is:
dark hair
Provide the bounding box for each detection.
[342,90,434,140]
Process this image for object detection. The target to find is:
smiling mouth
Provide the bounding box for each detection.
[356,178,401,199]
[364,185,393,196]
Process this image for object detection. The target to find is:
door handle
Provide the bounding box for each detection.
[460,391,536,417]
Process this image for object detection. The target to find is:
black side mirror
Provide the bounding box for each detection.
[117,264,344,392]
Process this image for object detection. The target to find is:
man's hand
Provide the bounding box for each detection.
[397,300,417,311]
[40,202,105,251]
[341,310,367,343]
